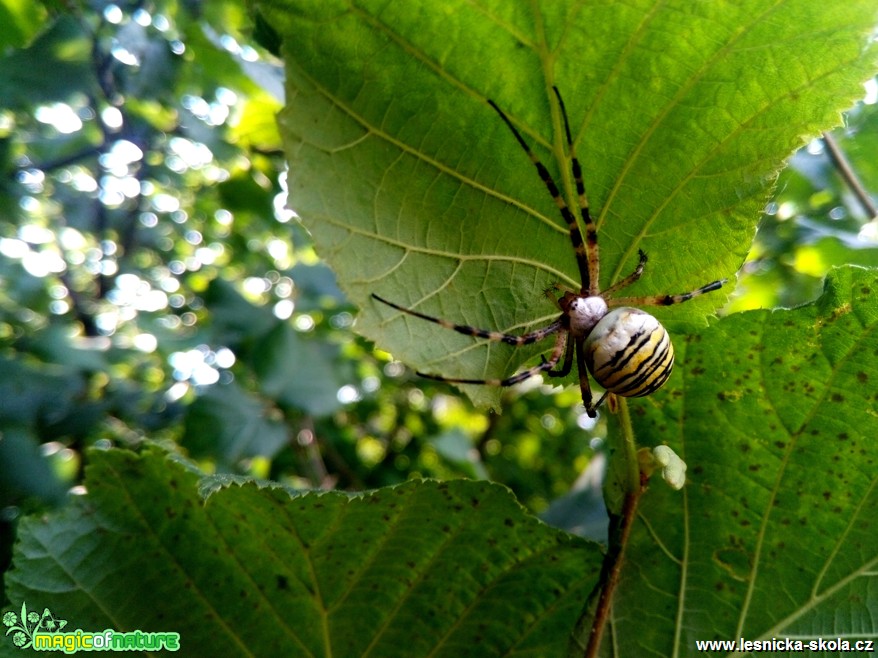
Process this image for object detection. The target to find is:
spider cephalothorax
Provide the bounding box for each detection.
[373,88,725,417]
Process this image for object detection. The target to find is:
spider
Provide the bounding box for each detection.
[373,88,726,417]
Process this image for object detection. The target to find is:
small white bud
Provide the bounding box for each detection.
[652,445,687,490]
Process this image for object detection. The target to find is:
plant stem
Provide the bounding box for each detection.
[616,397,642,494]
[583,485,644,658]
[569,399,646,657]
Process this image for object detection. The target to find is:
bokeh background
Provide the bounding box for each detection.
[1,0,877,601]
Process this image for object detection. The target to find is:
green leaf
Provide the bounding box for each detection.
[0,428,66,505]
[0,16,95,109]
[182,381,289,464]
[4,447,601,657]
[0,357,86,428]
[202,277,278,345]
[253,322,345,416]
[430,428,489,480]
[612,266,878,653]
[258,0,877,408]
[0,0,46,50]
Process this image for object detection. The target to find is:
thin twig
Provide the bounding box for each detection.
[822,131,878,220]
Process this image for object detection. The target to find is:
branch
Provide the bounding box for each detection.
[569,398,646,657]
[822,131,878,220]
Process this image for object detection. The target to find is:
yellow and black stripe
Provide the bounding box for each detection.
[372,294,562,347]
[487,98,592,295]
[551,86,600,296]
[584,308,675,397]
[609,277,726,308]
[417,329,569,388]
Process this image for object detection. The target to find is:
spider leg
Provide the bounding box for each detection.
[553,86,599,296]
[372,294,562,345]
[592,391,610,416]
[488,98,591,294]
[416,329,569,387]
[601,249,648,297]
[543,282,563,301]
[574,337,600,417]
[608,278,726,308]
[544,333,575,377]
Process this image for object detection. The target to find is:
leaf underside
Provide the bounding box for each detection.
[261,0,877,407]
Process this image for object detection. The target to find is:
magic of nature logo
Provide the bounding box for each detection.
[3,602,180,653]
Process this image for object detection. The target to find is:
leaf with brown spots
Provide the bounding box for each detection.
[613,266,878,652]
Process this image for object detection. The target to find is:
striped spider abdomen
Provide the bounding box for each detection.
[584,308,674,398]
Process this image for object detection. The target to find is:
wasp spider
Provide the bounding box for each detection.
[373,88,725,417]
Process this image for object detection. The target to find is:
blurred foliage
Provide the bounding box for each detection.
[729,81,878,312]
[0,0,604,602]
[0,0,876,621]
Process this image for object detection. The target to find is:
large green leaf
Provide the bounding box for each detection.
[4,447,601,657]
[608,266,878,654]
[5,269,877,655]
[258,0,876,407]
